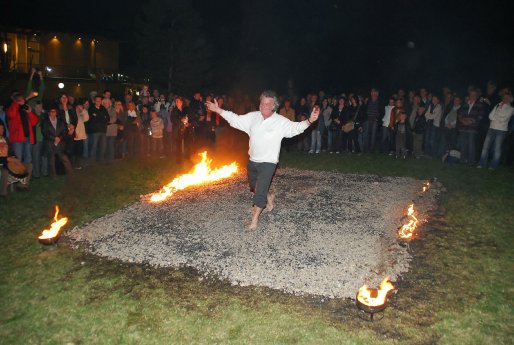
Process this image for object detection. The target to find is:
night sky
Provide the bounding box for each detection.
[5,0,514,95]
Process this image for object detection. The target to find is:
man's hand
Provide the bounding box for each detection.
[54,137,61,146]
[309,105,320,123]
[68,124,75,135]
[38,70,44,79]
[205,99,222,114]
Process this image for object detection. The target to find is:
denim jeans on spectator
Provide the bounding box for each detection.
[106,136,116,162]
[11,137,32,164]
[327,130,334,152]
[381,126,392,153]
[457,130,477,163]
[479,128,507,169]
[331,130,342,152]
[83,135,91,159]
[31,141,48,177]
[310,130,322,152]
[362,119,377,152]
[440,127,457,154]
[425,123,436,156]
[90,132,106,162]
[412,133,424,158]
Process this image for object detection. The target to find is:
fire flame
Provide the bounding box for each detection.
[150,151,238,203]
[422,181,430,192]
[357,276,395,307]
[38,205,68,240]
[398,203,418,239]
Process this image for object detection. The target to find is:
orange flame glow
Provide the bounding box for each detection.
[150,151,238,203]
[38,205,68,240]
[422,181,430,192]
[398,203,418,239]
[357,276,395,307]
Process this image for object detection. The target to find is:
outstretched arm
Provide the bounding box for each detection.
[283,106,320,138]
[206,99,253,134]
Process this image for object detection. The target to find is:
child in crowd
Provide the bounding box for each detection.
[411,106,426,158]
[394,111,411,159]
[150,111,164,158]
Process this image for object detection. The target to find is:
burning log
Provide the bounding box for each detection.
[356,276,395,321]
[398,203,418,240]
[38,205,68,245]
[150,151,238,203]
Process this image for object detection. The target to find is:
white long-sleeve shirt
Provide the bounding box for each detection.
[220,110,310,163]
[425,103,443,127]
[489,102,514,131]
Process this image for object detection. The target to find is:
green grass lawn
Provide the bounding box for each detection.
[1,152,513,345]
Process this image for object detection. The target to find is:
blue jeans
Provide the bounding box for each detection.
[479,129,507,169]
[457,130,477,164]
[11,137,32,164]
[381,126,392,153]
[310,129,322,152]
[362,119,378,152]
[90,133,106,162]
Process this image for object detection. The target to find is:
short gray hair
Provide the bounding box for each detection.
[259,90,280,111]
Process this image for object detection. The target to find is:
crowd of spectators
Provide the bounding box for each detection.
[1,68,513,197]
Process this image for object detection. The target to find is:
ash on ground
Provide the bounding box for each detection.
[67,168,436,299]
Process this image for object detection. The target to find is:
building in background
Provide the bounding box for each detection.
[1,27,137,101]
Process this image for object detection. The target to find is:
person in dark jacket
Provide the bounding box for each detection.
[41,106,73,178]
[361,88,382,152]
[457,89,487,164]
[57,93,78,159]
[329,97,346,153]
[88,95,110,163]
[411,105,426,158]
[394,111,412,159]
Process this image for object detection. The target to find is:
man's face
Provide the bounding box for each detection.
[125,94,132,103]
[371,90,378,99]
[259,97,275,117]
[194,93,201,101]
[487,84,496,95]
[104,92,111,99]
[142,96,149,104]
[284,100,291,108]
[76,105,83,113]
[60,95,68,103]
[469,91,478,102]
[95,97,102,107]
[176,98,183,108]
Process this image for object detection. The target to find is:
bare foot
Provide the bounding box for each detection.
[264,190,275,213]
[247,206,263,231]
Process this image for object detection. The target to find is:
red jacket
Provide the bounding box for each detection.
[6,102,39,144]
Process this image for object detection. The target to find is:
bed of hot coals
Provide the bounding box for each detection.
[65,168,441,299]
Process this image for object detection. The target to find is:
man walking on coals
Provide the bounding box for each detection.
[206,90,320,230]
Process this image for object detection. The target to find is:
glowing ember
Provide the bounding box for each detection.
[422,181,430,192]
[150,151,238,203]
[38,205,68,240]
[398,203,418,239]
[357,276,395,307]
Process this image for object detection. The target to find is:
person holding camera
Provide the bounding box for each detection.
[5,92,39,166]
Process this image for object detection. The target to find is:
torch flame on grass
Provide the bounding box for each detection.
[357,276,395,307]
[150,151,238,203]
[398,203,418,239]
[422,181,430,192]
[38,205,68,240]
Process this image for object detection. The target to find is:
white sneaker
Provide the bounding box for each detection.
[315,150,320,154]
[308,150,314,154]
